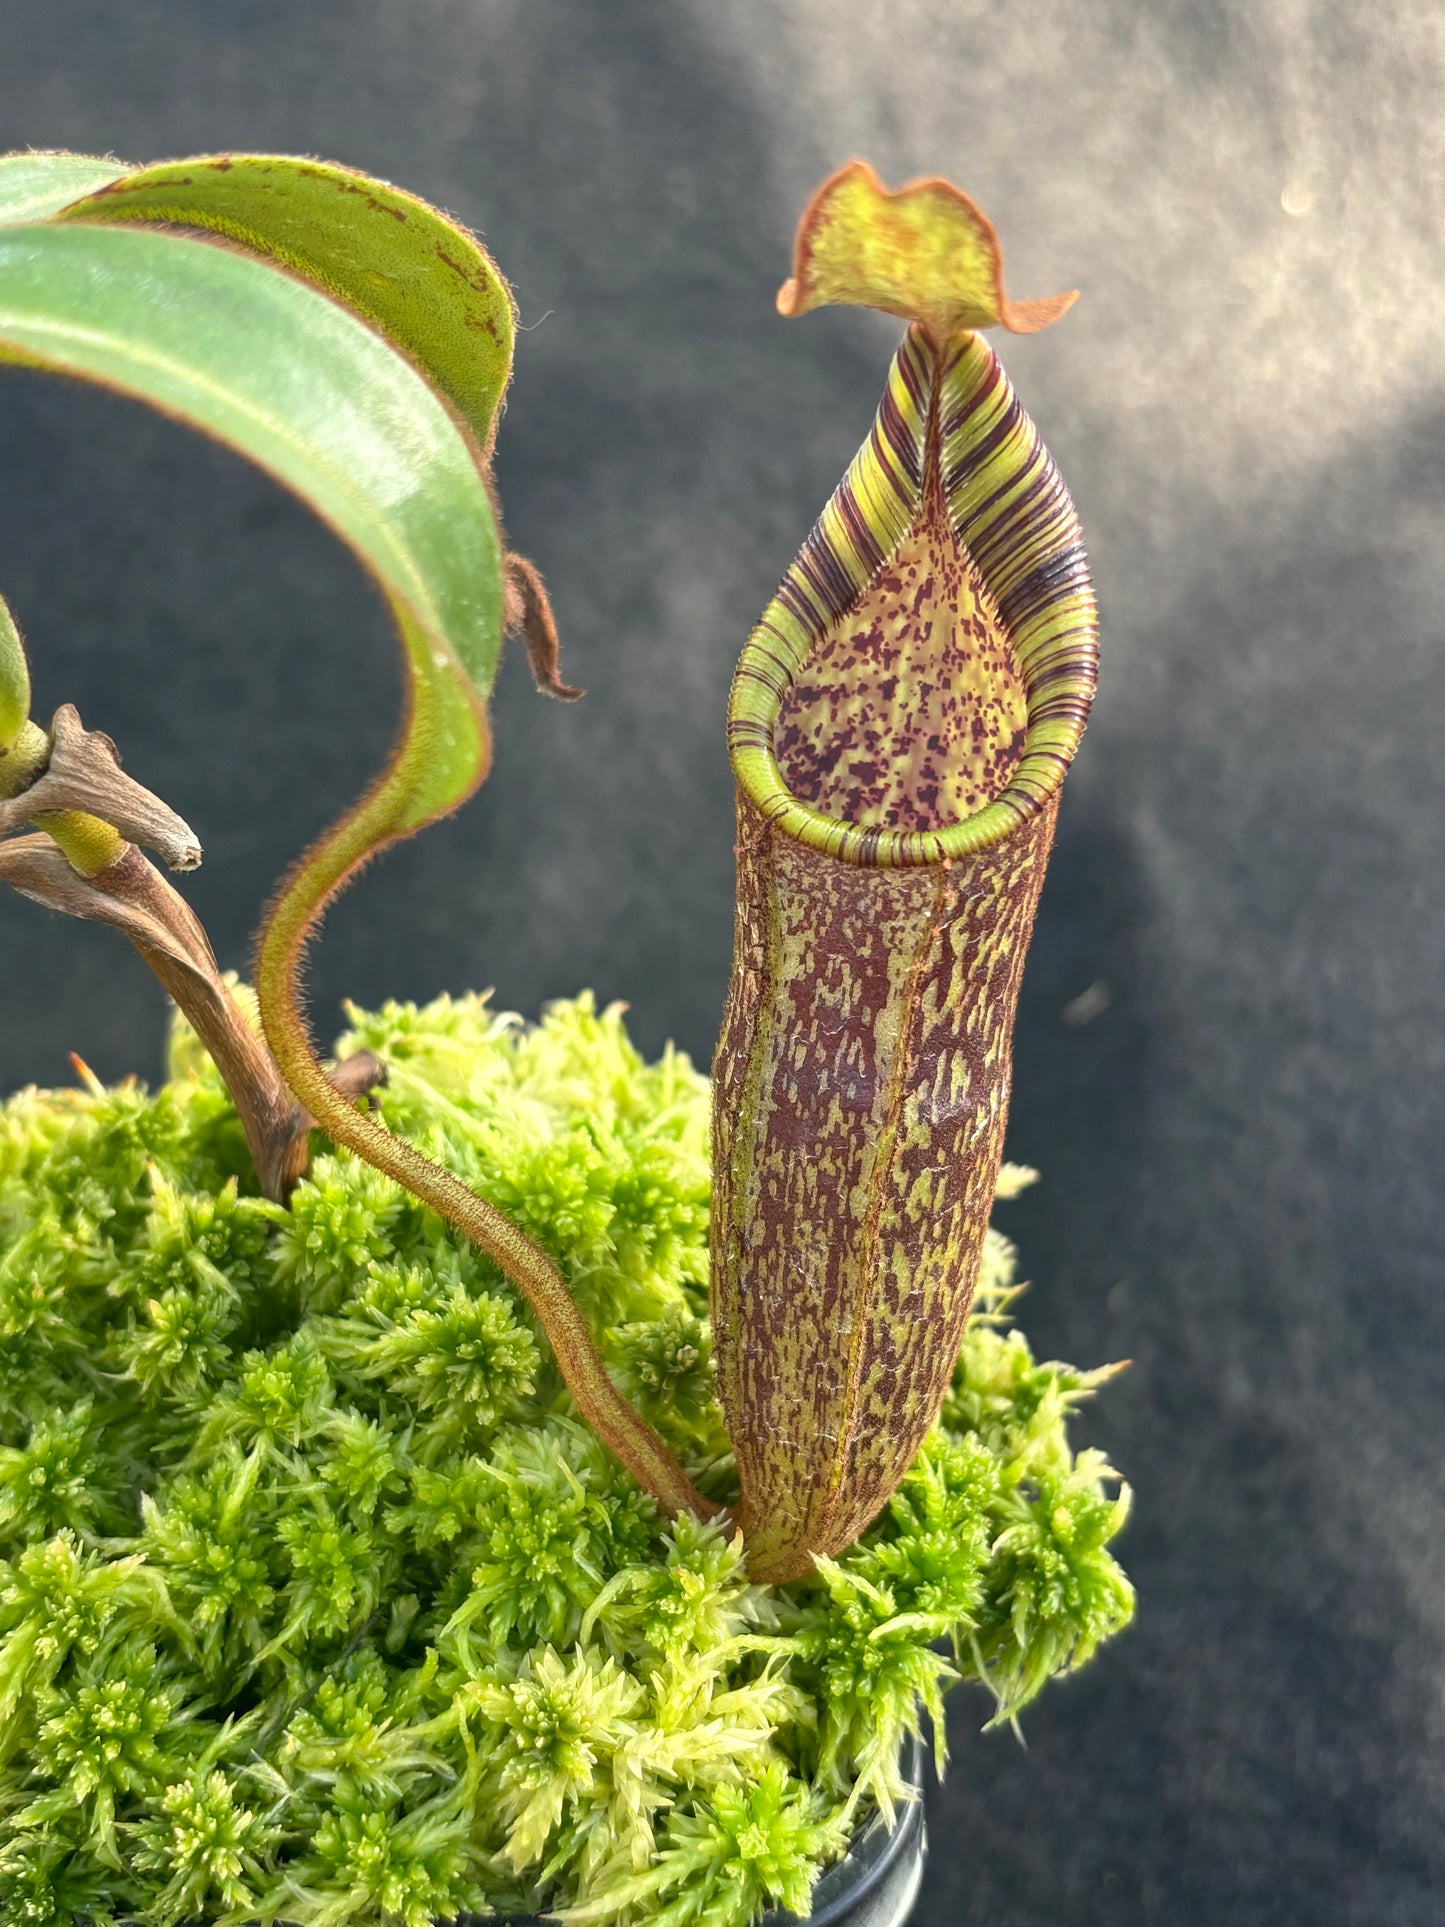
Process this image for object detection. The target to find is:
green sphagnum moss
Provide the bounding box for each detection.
[0,992,1132,1926]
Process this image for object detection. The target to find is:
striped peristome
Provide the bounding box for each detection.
[727,325,1095,865]
[713,173,1098,1584]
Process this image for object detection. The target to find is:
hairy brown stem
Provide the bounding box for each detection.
[0,702,351,1197]
[0,705,201,867]
[0,830,379,1201]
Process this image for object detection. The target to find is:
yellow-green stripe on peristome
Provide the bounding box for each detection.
[714,165,1098,1582]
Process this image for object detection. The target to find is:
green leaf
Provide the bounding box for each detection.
[53,153,515,458]
[0,215,504,828]
[0,152,135,225]
[0,591,26,751]
[0,151,515,457]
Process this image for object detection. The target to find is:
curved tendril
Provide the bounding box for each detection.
[254,791,718,1528]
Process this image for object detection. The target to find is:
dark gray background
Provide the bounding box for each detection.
[0,3,1440,1922]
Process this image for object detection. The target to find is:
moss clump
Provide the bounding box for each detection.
[0,991,1132,1926]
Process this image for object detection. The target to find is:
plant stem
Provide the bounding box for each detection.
[0,719,49,800]
[0,831,333,1200]
[0,707,380,1202]
[254,819,718,1527]
[99,848,315,1196]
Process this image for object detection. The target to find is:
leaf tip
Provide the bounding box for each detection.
[504,552,583,702]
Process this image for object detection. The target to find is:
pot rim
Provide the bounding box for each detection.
[764,1732,927,1927]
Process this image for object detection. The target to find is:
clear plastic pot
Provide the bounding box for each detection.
[765,1734,927,1927]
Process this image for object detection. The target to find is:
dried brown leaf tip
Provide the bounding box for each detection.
[504,552,582,701]
[777,158,1077,341]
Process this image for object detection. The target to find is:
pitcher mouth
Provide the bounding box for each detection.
[728,325,1098,868]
